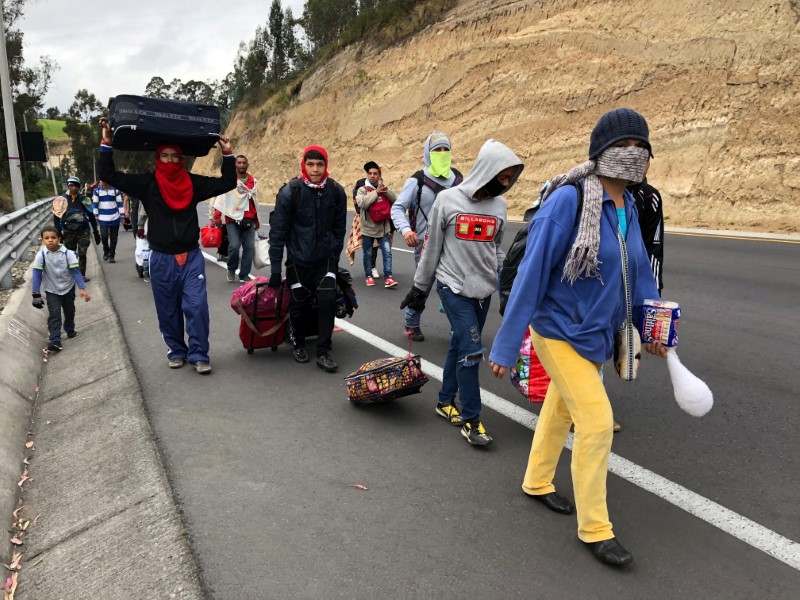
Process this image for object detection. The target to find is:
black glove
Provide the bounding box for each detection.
[268,273,282,288]
[32,293,44,309]
[93,231,101,245]
[400,286,428,311]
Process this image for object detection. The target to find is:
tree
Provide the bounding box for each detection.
[64,89,103,183]
[301,0,357,54]
[242,25,272,92]
[45,106,62,120]
[68,89,103,122]
[144,76,172,98]
[269,0,287,84]
[0,0,59,201]
[175,80,215,104]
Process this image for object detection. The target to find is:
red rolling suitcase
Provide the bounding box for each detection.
[233,280,290,353]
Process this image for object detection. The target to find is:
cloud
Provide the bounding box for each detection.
[19,0,305,111]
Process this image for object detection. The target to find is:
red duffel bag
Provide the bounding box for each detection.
[200,224,222,248]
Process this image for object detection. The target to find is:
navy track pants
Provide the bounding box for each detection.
[149,248,210,364]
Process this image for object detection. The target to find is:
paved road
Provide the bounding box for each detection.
[100,206,800,599]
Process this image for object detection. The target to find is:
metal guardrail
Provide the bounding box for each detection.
[0,197,53,288]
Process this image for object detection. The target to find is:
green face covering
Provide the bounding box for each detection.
[427,151,452,178]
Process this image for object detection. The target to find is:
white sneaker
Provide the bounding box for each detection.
[371,268,379,278]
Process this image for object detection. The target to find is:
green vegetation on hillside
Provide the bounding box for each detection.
[38,119,68,140]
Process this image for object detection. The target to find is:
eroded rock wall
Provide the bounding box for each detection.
[196,0,800,232]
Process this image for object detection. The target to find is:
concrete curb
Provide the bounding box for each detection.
[0,270,42,568]
[3,246,205,599]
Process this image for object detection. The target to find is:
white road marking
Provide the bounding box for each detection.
[201,249,799,571]
[334,319,800,572]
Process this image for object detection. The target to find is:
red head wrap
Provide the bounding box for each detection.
[154,144,193,211]
[300,145,329,187]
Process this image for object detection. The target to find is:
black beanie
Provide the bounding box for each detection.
[589,108,652,160]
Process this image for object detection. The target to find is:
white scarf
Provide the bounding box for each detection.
[212,176,257,221]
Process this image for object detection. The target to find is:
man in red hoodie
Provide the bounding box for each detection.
[268,146,347,372]
[98,118,236,374]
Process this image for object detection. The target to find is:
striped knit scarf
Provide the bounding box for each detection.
[541,146,650,284]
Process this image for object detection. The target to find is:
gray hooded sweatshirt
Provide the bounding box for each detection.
[391,132,459,239]
[414,139,524,299]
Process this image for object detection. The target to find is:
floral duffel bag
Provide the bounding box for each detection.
[345,355,429,405]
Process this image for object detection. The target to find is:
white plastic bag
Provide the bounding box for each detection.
[134,237,150,267]
[253,235,270,270]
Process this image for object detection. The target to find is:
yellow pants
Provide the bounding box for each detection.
[522,329,615,543]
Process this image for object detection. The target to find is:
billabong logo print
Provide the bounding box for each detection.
[455,214,498,241]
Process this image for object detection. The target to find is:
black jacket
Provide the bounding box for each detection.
[627,178,664,291]
[269,177,347,271]
[98,149,236,254]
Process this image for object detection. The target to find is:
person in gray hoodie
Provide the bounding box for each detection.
[391,131,463,341]
[401,139,524,445]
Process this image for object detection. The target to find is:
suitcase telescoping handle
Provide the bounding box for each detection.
[235,283,287,338]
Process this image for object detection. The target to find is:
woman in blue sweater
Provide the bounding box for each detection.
[489,109,667,566]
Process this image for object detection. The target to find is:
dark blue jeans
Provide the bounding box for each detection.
[226,222,256,279]
[45,287,76,345]
[436,282,491,423]
[405,243,433,328]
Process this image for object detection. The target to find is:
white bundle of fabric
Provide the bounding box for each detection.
[666,351,713,417]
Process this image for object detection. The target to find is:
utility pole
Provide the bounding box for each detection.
[0,10,25,209]
[45,138,57,194]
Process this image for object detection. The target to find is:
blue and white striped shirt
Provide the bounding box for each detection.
[93,186,125,226]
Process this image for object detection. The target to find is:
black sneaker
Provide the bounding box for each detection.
[461,421,493,446]
[435,403,463,426]
[316,353,338,373]
[405,326,425,342]
[108,256,115,263]
[83,276,91,283]
[47,343,63,352]
[293,346,309,363]
[103,252,108,261]
[67,331,78,339]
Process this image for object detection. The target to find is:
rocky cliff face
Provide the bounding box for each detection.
[195,0,800,232]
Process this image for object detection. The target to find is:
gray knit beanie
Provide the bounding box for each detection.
[589,108,652,160]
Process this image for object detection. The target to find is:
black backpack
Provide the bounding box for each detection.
[408,168,463,231]
[498,182,583,316]
[60,200,90,232]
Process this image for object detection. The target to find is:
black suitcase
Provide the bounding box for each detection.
[108,95,221,157]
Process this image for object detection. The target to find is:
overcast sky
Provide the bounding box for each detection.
[18,0,306,113]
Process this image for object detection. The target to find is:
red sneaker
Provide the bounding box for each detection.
[365,276,375,287]
[384,276,398,288]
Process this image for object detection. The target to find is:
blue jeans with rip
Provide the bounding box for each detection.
[362,234,392,278]
[226,222,256,279]
[436,282,491,423]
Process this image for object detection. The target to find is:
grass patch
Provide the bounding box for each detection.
[38,119,68,140]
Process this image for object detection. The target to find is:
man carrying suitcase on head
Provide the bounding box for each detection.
[98,117,237,375]
[268,145,347,373]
